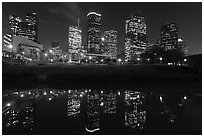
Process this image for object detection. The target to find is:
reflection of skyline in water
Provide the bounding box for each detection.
[101,92,117,114]
[86,90,100,132]
[124,90,146,129]
[67,90,81,117]
[2,88,202,134]
[3,101,34,133]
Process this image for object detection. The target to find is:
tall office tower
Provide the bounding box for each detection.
[87,12,102,54]
[16,21,29,39]
[160,23,178,50]
[25,12,38,41]
[68,25,82,62]
[103,30,117,59]
[9,15,22,34]
[9,12,38,42]
[125,12,147,61]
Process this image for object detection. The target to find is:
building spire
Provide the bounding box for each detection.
[78,18,79,28]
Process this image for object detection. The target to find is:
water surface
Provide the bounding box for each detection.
[2,88,202,135]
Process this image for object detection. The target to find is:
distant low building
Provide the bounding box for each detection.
[52,41,59,48]
[178,38,188,56]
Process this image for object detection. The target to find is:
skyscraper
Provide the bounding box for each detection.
[9,15,22,35]
[25,12,38,41]
[102,30,117,59]
[68,25,82,62]
[160,23,178,50]
[125,12,147,61]
[87,12,102,54]
[9,12,38,42]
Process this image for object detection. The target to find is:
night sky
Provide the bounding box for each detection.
[2,2,202,55]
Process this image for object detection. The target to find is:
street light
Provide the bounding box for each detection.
[45,53,48,57]
[147,58,150,61]
[89,56,92,60]
[6,103,11,107]
[137,57,140,64]
[118,58,122,62]
[159,57,163,64]
[183,58,187,66]
[101,59,104,64]
[159,57,163,61]
[8,44,13,49]
[101,37,105,41]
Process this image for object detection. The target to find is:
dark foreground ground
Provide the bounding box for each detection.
[2,63,201,93]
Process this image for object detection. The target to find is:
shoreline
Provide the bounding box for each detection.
[3,64,201,92]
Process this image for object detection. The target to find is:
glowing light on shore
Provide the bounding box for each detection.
[6,103,11,107]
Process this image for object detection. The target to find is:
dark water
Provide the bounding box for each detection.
[2,88,202,135]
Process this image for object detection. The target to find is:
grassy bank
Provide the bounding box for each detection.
[2,63,202,92]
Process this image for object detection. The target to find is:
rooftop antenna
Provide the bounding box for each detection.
[77,18,79,28]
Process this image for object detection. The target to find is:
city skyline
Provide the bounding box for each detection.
[2,2,202,55]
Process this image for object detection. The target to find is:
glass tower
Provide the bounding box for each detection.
[103,30,117,59]
[68,25,82,62]
[87,12,102,54]
[125,13,147,61]
[160,23,178,50]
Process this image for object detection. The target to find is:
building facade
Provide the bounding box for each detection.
[13,35,43,61]
[9,15,22,35]
[125,13,147,61]
[68,25,82,62]
[25,12,38,41]
[3,33,13,50]
[102,30,117,59]
[160,23,178,50]
[9,12,38,42]
[87,12,102,54]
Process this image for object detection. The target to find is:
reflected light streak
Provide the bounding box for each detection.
[85,127,100,132]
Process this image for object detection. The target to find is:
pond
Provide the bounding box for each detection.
[2,88,202,135]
